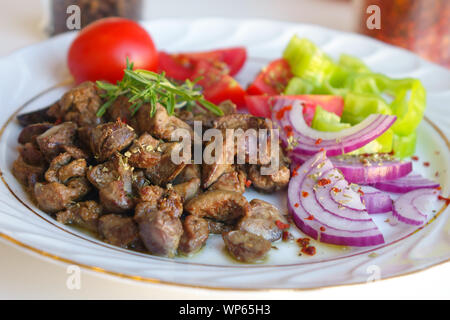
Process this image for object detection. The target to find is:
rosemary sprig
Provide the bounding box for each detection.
[96,59,223,118]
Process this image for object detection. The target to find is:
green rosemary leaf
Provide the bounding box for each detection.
[96,96,117,117]
[199,99,224,116]
[96,60,222,119]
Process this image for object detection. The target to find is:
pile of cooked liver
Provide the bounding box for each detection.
[13,81,290,263]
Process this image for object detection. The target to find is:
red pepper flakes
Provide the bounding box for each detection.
[282,231,292,241]
[301,245,316,256]
[116,117,128,125]
[320,226,326,232]
[315,138,323,145]
[331,187,341,193]
[284,125,294,137]
[275,220,290,230]
[294,203,299,208]
[245,179,252,188]
[302,191,309,198]
[275,105,292,120]
[357,188,365,196]
[296,237,310,247]
[305,215,314,221]
[411,156,419,161]
[297,237,316,256]
[317,178,331,186]
[291,164,300,177]
[423,162,430,167]
[438,195,450,205]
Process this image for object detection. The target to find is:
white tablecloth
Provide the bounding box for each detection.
[1,0,449,299]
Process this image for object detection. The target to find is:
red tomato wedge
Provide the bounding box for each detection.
[245,95,344,125]
[193,61,246,108]
[246,58,293,95]
[157,51,195,81]
[158,47,247,81]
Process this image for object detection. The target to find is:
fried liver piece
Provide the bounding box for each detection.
[106,95,139,130]
[135,208,183,257]
[12,155,45,187]
[173,164,201,202]
[98,214,139,248]
[247,165,290,193]
[45,152,87,184]
[134,188,184,257]
[18,123,53,145]
[184,190,250,222]
[201,135,235,189]
[87,154,134,213]
[89,120,136,162]
[36,122,78,161]
[55,81,103,127]
[208,169,247,194]
[238,199,288,242]
[126,132,161,169]
[206,219,235,235]
[56,200,102,232]
[144,142,187,186]
[222,230,271,263]
[34,177,91,213]
[178,215,209,255]
[136,103,193,141]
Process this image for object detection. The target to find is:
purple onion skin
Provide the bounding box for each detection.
[362,193,393,214]
[290,154,413,185]
[289,202,385,247]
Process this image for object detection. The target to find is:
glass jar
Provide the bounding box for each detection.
[355,0,450,68]
[44,0,144,36]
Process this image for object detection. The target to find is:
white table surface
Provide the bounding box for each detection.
[1,0,449,299]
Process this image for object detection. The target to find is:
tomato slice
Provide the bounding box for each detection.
[157,51,195,81]
[245,95,344,125]
[186,47,247,76]
[246,58,293,95]
[193,61,246,108]
[158,47,247,81]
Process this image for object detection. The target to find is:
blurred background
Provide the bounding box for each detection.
[1,0,448,67]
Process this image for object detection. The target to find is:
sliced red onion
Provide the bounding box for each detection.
[290,153,413,184]
[358,186,393,214]
[330,179,366,211]
[392,188,440,225]
[288,151,385,247]
[373,174,440,193]
[273,99,396,157]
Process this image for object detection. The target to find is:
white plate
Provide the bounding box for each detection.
[0,18,449,290]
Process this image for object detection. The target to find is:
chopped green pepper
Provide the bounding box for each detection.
[282,35,426,158]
